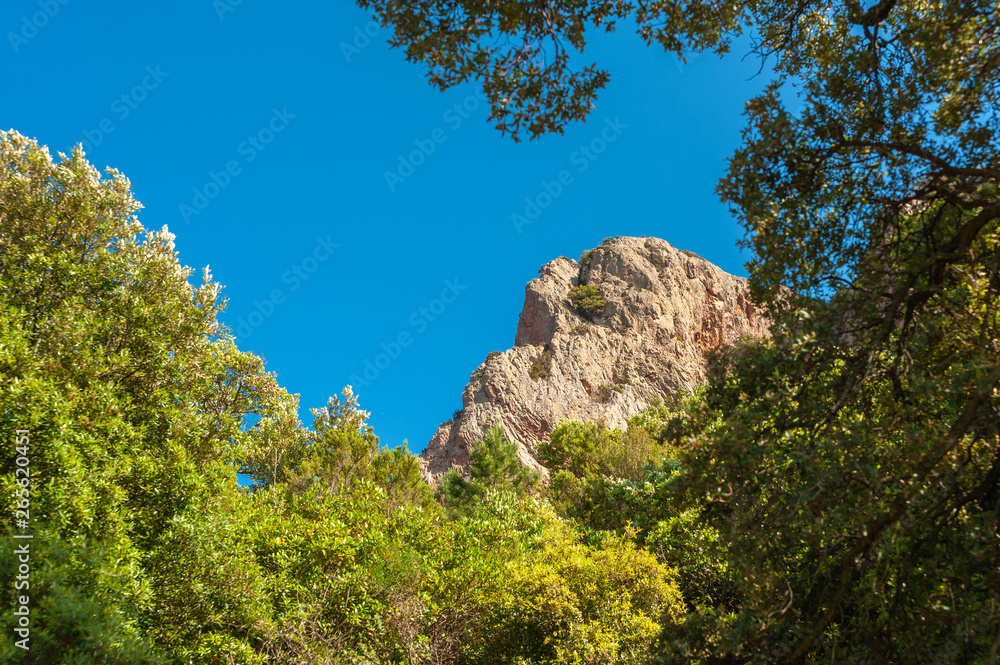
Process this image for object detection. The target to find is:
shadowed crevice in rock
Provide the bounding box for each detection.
[420,236,769,482]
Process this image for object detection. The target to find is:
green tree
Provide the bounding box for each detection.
[540,418,673,531]
[441,424,540,517]
[0,131,301,663]
[241,385,435,511]
[476,513,686,665]
[568,284,606,319]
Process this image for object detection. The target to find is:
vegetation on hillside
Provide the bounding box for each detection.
[568,285,605,319]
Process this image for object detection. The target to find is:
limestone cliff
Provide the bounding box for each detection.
[420,236,768,480]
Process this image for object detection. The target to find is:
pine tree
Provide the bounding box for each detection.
[441,424,539,517]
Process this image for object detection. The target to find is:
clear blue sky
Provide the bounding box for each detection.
[2,1,770,454]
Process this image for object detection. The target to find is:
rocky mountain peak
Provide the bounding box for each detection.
[420,236,768,481]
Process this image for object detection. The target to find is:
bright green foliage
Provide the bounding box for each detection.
[476,514,686,665]
[142,491,274,664]
[0,131,296,663]
[141,478,681,665]
[539,408,736,613]
[441,424,540,517]
[540,420,666,525]
[568,284,605,319]
[0,533,164,664]
[256,386,435,511]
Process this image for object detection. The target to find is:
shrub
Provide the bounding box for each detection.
[593,383,622,404]
[569,284,605,319]
[528,345,553,380]
[473,350,503,380]
[478,521,685,665]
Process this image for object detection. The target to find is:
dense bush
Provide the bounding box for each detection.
[568,284,605,318]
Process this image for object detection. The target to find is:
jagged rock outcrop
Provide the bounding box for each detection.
[420,236,769,481]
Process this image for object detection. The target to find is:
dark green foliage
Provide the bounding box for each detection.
[441,424,540,517]
[568,284,605,318]
[645,506,735,611]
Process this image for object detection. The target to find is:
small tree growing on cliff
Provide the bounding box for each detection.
[441,424,540,517]
[569,284,605,319]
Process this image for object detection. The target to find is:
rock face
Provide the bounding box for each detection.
[420,236,768,481]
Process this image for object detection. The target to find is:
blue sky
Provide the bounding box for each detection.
[2,1,770,454]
